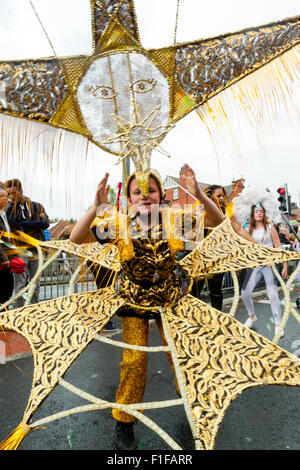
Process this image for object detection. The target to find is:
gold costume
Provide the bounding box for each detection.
[112,315,175,423]
[97,213,185,423]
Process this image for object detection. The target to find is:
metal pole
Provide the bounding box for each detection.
[281,212,300,242]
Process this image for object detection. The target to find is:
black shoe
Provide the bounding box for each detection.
[296,298,300,309]
[103,321,117,332]
[115,421,137,450]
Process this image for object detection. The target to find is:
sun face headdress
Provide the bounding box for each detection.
[0,1,300,195]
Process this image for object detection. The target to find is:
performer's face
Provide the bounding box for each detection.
[253,206,265,222]
[128,176,161,216]
[212,188,226,212]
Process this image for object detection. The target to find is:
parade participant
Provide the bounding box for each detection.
[70,164,224,450]
[1,176,300,452]
[191,184,257,310]
[294,227,300,309]
[228,178,245,204]
[191,185,227,310]
[233,187,286,337]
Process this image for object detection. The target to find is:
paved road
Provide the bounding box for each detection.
[1,291,300,451]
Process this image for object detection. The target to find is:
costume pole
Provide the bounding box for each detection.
[121,157,130,209]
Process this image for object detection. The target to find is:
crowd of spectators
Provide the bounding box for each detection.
[0,179,49,308]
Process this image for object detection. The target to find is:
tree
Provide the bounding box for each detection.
[108,187,117,206]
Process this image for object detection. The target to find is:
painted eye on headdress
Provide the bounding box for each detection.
[131,79,157,94]
[89,85,118,99]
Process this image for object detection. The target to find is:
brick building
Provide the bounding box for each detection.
[163,166,233,208]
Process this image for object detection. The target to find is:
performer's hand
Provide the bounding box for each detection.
[180,164,201,199]
[94,173,110,208]
[0,261,10,270]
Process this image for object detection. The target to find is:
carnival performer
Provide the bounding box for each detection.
[2,171,300,452]
[191,184,257,310]
[233,187,287,337]
[70,164,224,450]
[191,185,227,310]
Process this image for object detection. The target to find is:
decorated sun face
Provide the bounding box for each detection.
[77,51,171,192]
[77,51,170,152]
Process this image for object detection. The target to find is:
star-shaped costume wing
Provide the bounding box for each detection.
[0,287,125,448]
[42,239,121,272]
[179,217,300,278]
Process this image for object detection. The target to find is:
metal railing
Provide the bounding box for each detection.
[39,256,96,301]
[37,252,299,302]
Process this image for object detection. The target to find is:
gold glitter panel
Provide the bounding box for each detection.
[91,0,139,49]
[0,288,125,424]
[0,58,68,121]
[174,15,300,105]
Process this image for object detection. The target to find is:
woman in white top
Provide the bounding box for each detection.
[241,204,288,336]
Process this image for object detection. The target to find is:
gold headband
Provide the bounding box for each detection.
[125,169,164,199]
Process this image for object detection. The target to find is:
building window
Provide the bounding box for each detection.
[173,187,179,200]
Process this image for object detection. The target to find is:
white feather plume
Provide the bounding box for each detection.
[233,185,282,227]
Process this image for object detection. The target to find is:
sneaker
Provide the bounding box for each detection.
[244,315,257,329]
[115,421,137,451]
[102,321,117,332]
[275,325,284,338]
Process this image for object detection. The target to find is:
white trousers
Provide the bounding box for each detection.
[241,266,282,325]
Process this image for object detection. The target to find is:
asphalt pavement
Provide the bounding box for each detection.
[1,290,300,452]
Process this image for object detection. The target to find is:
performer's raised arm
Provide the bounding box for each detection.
[70,173,110,244]
[180,164,224,227]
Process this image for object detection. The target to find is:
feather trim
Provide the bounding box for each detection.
[233,185,282,226]
[196,46,300,180]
